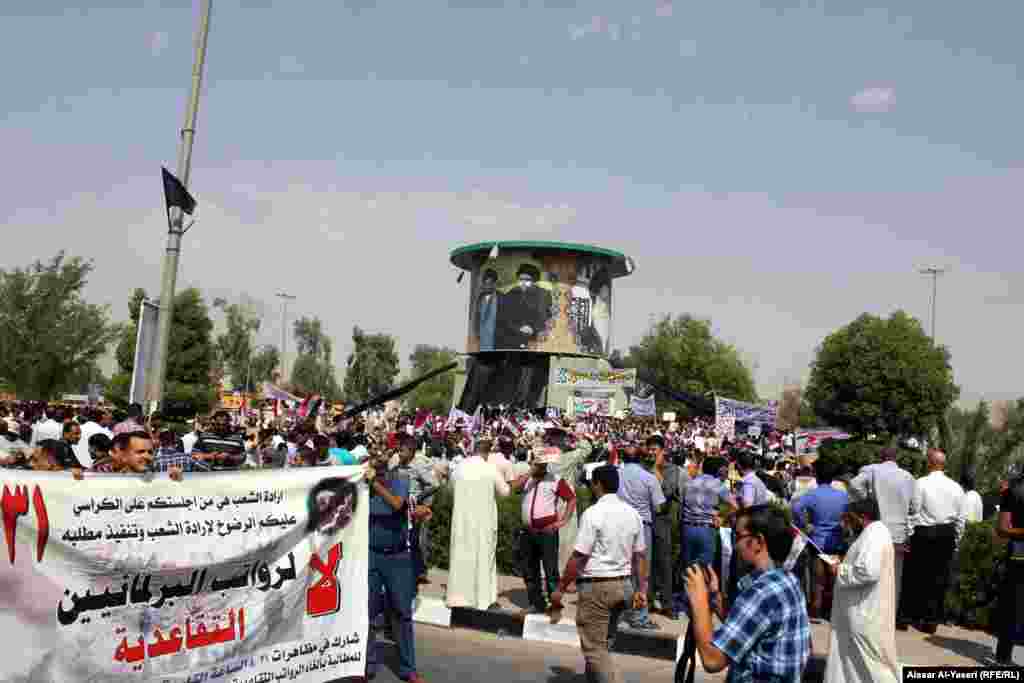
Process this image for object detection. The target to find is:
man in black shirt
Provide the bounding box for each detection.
[993,472,1024,666]
[192,411,246,470]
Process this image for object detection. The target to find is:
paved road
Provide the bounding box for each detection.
[368,624,697,683]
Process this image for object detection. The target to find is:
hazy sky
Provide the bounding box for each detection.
[3,1,1022,405]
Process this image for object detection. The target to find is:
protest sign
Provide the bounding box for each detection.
[714,396,778,428]
[0,468,368,683]
[629,395,655,417]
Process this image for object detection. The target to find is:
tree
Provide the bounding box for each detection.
[110,287,217,420]
[289,316,342,400]
[343,326,400,403]
[804,311,959,439]
[212,298,262,391]
[405,345,458,414]
[621,314,758,417]
[249,345,281,389]
[0,252,118,400]
[942,399,1024,492]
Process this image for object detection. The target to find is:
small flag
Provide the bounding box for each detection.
[161,167,197,215]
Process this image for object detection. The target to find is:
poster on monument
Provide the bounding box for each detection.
[466,250,613,356]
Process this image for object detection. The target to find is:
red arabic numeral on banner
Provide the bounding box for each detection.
[1,485,28,565]
[32,486,49,562]
[306,543,342,618]
[0,485,50,565]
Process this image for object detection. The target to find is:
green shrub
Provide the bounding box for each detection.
[947,520,1006,630]
[817,439,927,479]
[426,481,685,577]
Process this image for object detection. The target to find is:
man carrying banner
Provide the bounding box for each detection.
[365,450,429,683]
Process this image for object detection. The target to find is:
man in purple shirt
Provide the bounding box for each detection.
[617,444,666,630]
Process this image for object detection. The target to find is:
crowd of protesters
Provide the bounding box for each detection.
[1,399,1021,678]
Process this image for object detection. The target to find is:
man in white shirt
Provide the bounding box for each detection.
[550,465,647,683]
[30,409,61,446]
[76,409,113,469]
[848,446,916,626]
[901,449,966,635]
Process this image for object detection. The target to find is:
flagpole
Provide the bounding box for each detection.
[150,0,213,410]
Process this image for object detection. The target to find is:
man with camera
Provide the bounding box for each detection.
[683,503,811,682]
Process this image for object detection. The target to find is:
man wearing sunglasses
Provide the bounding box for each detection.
[684,503,811,682]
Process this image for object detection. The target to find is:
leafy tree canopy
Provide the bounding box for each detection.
[343,326,400,404]
[616,314,758,417]
[805,310,959,438]
[111,287,216,419]
[405,345,458,414]
[289,316,342,401]
[212,297,262,392]
[0,252,118,400]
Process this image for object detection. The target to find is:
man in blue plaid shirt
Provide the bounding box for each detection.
[683,504,810,683]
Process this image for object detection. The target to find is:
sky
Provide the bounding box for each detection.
[2,1,1022,406]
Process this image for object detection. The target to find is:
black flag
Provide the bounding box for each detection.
[161,167,196,215]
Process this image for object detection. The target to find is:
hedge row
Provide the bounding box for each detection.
[426,485,684,576]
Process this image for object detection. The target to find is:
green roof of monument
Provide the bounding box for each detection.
[449,241,634,277]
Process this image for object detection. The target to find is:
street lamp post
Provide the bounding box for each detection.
[150,0,213,410]
[919,267,947,340]
[276,292,296,381]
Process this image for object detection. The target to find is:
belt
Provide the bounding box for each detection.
[577,576,629,584]
[369,547,409,555]
[684,521,716,528]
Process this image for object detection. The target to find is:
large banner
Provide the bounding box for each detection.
[714,396,778,429]
[0,468,367,683]
[466,249,614,356]
[552,367,636,390]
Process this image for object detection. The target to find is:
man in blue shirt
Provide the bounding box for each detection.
[684,503,811,683]
[680,456,737,570]
[791,458,848,620]
[617,443,666,630]
[365,453,428,683]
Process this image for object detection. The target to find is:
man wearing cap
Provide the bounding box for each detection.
[511,445,577,614]
[545,425,594,576]
[391,433,438,585]
[446,436,512,610]
[496,263,552,350]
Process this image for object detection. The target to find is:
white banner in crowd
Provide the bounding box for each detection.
[0,468,368,683]
[629,395,656,417]
[130,298,161,406]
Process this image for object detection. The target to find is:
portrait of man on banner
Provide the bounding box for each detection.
[496,263,553,350]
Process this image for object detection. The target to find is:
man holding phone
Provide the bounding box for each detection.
[550,465,648,683]
[684,504,810,682]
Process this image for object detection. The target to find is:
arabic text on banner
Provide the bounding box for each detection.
[714,396,779,428]
[0,469,368,683]
[553,367,636,389]
[629,395,656,417]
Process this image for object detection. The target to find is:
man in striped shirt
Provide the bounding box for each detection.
[192,411,246,470]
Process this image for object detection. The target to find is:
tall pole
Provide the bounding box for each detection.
[150,0,213,409]
[277,292,296,381]
[919,267,946,340]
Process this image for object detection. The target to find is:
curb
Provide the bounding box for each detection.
[412,596,830,680]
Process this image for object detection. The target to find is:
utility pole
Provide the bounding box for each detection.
[919,267,946,340]
[277,292,296,381]
[150,0,213,409]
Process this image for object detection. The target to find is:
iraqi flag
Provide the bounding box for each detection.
[299,394,322,419]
